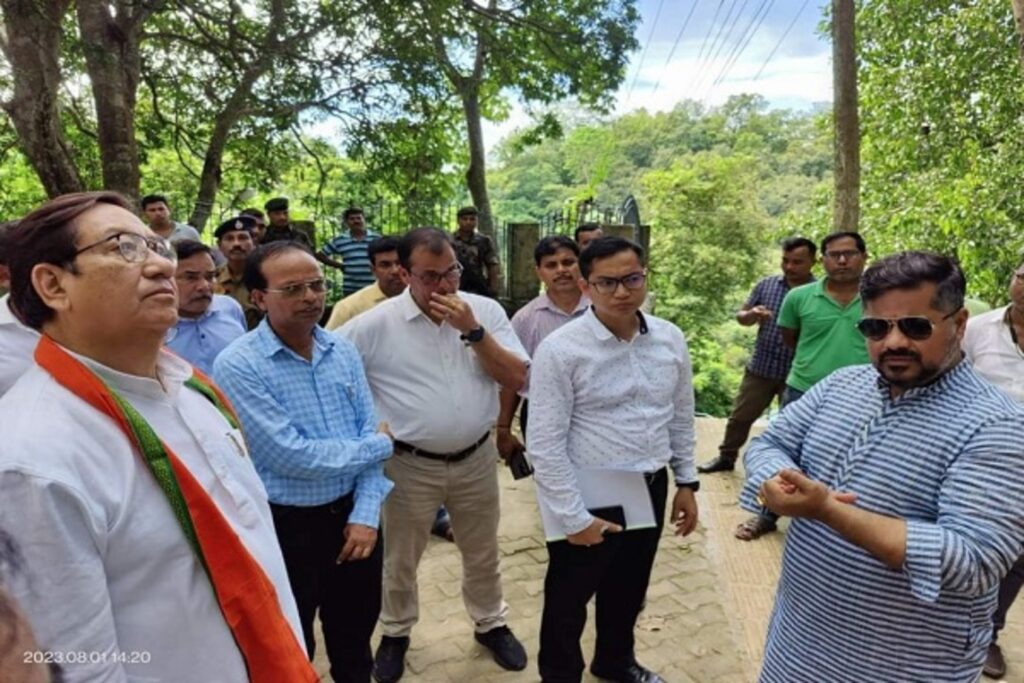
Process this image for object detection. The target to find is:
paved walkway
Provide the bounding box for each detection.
[314,418,1023,681]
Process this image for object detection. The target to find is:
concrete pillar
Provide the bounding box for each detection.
[505,223,540,314]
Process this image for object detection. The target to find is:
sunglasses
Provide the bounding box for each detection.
[856,309,958,341]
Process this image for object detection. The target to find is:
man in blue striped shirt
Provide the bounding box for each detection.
[321,207,381,298]
[741,251,1024,683]
[214,240,394,683]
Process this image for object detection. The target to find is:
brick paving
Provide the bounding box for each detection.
[314,418,1022,682]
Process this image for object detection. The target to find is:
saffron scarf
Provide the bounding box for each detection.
[35,335,317,682]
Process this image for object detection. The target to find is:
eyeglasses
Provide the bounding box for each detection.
[411,262,463,287]
[73,232,177,264]
[856,309,959,341]
[264,278,326,298]
[588,271,647,295]
[823,249,862,261]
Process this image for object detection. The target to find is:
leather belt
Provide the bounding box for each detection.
[394,431,490,463]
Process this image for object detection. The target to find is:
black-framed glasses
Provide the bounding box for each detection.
[73,232,176,264]
[856,309,959,341]
[588,271,647,295]
[264,278,327,298]
[823,249,862,261]
[411,262,463,287]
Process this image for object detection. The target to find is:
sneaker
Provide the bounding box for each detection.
[372,635,410,683]
[474,625,527,671]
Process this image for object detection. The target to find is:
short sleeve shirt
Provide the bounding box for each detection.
[777,278,869,392]
[322,229,381,297]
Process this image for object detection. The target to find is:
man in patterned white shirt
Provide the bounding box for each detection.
[528,236,699,683]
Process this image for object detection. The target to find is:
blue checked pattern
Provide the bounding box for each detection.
[745,275,801,380]
[213,319,393,527]
[741,361,1024,682]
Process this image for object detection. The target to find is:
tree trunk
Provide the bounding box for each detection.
[76,0,147,203]
[460,85,495,237]
[0,0,84,196]
[832,0,860,233]
[1013,0,1024,71]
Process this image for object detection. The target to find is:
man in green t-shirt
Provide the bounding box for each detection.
[736,231,871,541]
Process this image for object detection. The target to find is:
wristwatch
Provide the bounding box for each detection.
[460,326,486,343]
[676,480,700,492]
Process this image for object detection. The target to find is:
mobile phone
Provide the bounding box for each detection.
[507,447,534,480]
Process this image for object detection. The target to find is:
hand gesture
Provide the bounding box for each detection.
[566,516,623,546]
[429,292,478,333]
[759,469,856,520]
[337,524,378,563]
[751,305,774,323]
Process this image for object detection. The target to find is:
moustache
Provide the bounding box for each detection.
[880,350,920,362]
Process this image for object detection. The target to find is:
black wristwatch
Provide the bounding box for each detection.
[460,326,486,343]
[676,480,700,492]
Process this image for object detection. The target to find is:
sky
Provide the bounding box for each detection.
[482,0,834,149]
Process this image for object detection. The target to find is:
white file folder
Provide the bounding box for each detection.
[536,468,657,542]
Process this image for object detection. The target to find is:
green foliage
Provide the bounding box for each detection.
[490,95,832,414]
[856,0,1024,305]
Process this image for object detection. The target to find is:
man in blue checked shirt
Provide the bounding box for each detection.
[214,240,394,683]
[742,252,1024,683]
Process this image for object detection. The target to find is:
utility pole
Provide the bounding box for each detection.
[833,0,859,233]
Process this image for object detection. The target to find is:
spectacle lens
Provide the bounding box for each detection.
[856,317,936,341]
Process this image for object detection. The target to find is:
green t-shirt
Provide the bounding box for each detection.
[777,278,870,392]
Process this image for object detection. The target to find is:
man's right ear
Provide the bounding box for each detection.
[31,263,72,314]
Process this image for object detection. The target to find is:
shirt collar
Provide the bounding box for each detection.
[537,292,591,316]
[253,317,335,361]
[70,344,192,402]
[582,306,649,341]
[399,288,429,322]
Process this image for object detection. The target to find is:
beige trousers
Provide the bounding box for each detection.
[380,438,508,637]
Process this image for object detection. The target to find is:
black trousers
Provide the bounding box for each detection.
[271,494,383,683]
[538,469,668,683]
[993,553,1024,641]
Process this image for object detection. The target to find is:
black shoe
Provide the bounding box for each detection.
[697,455,736,474]
[372,635,410,683]
[983,642,1006,679]
[474,625,527,671]
[591,660,667,683]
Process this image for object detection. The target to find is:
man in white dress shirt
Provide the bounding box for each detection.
[963,259,1024,679]
[527,236,700,683]
[341,227,529,683]
[0,192,310,683]
[0,221,41,396]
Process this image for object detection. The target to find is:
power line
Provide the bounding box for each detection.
[754,0,811,81]
[692,0,752,97]
[681,0,725,95]
[708,0,777,94]
[651,1,701,95]
[688,0,744,93]
[625,0,667,105]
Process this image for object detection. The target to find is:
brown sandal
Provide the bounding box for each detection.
[734,514,777,541]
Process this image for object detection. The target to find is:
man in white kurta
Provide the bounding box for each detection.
[0,192,303,683]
